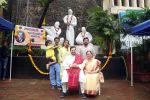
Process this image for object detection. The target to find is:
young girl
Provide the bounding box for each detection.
[46,40,56,69]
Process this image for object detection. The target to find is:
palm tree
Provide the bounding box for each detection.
[87,6,125,56]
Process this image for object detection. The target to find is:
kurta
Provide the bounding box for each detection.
[79,44,95,59]
[59,47,70,78]
[61,54,85,83]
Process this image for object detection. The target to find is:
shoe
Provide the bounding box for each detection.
[57,86,62,90]
[60,92,66,98]
[81,93,87,99]
[51,85,56,89]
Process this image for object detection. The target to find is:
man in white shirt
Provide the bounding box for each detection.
[60,46,86,99]
[79,37,95,59]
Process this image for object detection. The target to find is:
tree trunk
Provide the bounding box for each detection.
[7,0,13,21]
[38,0,54,28]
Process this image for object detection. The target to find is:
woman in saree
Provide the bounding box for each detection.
[81,50,103,95]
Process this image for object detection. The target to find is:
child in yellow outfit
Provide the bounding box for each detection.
[46,41,56,61]
[46,40,56,69]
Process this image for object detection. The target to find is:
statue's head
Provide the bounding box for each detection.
[81,27,86,32]
[54,21,60,28]
[68,9,73,15]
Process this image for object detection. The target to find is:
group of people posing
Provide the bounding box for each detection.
[46,37,104,99]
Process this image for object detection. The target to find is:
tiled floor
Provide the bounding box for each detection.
[0,79,150,100]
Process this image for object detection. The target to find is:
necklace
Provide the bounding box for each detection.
[81,32,86,37]
[54,26,60,34]
[67,15,73,30]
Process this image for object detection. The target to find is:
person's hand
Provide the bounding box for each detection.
[46,64,49,70]
[70,64,77,68]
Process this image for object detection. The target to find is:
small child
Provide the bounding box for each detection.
[46,40,56,69]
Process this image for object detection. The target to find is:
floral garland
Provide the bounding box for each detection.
[28,54,49,75]
[67,15,73,30]
[101,56,111,70]
[101,55,128,80]
[28,53,110,75]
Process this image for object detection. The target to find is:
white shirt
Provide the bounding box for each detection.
[79,44,95,59]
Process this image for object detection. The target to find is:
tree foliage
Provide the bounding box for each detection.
[37,0,49,7]
[0,0,7,9]
[121,8,150,27]
[87,6,125,50]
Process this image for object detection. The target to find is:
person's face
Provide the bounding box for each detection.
[86,51,93,59]
[83,39,89,45]
[64,40,69,47]
[71,48,76,55]
[54,39,60,45]
[48,41,52,45]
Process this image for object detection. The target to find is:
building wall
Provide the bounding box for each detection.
[103,0,150,14]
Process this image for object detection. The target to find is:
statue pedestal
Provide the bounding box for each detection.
[75,45,100,54]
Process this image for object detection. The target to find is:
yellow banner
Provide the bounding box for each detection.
[14,25,45,46]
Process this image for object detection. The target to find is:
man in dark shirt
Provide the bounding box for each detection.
[48,37,62,90]
[0,40,9,80]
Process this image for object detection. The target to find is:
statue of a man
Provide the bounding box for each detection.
[44,21,64,44]
[76,27,93,45]
[63,9,77,46]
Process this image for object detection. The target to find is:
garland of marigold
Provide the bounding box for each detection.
[101,43,112,70]
[27,44,127,80]
[101,56,111,70]
[28,54,49,75]
[28,53,110,75]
